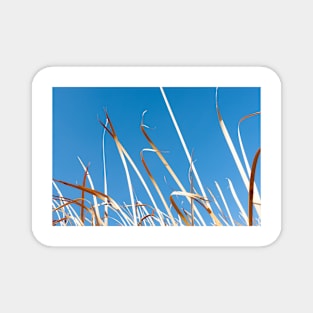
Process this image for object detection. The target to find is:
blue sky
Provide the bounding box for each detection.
[53,87,260,226]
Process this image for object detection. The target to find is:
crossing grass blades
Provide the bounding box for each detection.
[53,88,261,227]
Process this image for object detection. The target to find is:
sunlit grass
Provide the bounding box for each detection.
[53,87,261,226]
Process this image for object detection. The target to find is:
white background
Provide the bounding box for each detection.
[0,1,310,312]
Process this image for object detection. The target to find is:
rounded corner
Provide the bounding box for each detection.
[31,66,56,87]
[258,66,282,87]
[260,226,282,248]
[31,227,53,248]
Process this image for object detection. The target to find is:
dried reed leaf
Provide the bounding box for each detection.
[138,210,155,226]
[101,125,109,226]
[226,178,248,225]
[140,111,207,225]
[53,179,127,226]
[160,88,211,218]
[77,157,101,225]
[249,148,261,226]
[238,112,261,214]
[53,216,69,226]
[169,194,191,226]
[207,188,229,226]
[238,112,260,175]
[216,90,261,217]
[170,191,222,226]
[99,112,166,225]
[80,163,89,224]
[214,181,235,226]
[140,149,176,225]
[52,181,82,223]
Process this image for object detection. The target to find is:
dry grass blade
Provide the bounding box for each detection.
[188,156,195,226]
[207,188,229,226]
[53,179,128,226]
[214,181,235,226]
[52,200,63,225]
[170,191,222,226]
[53,216,69,226]
[238,112,261,214]
[226,178,248,225]
[140,149,176,225]
[140,116,183,190]
[77,157,101,225]
[99,113,137,224]
[238,112,260,176]
[141,111,206,226]
[80,163,90,224]
[112,209,133,226]
[216,90,250,192]
[169,194,191,226]
[53,199,84,226]
[249,148,261,226]
[99,112,165,225]
[52,181,82,224]
[136,201,156,226]
[160,88,210,205]
[216,102,249,190]
[53,197,90,212]
[102,125,109,225]
[54,197,95,226]
[216,89,261,217]
[100,112,173,225]
[118,146,165,225]
[138,210,155,226]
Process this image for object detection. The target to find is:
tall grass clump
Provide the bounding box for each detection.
[53,87,261,226]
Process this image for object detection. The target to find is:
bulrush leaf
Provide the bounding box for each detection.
[249,148,261,226]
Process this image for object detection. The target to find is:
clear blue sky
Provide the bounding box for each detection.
[53,87,260,226]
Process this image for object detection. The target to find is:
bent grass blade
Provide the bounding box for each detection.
[170,191,222,226]
[226,178,248,225]
[216,88,261,217]
[140,111,210,226]
[249,148,261,226]
[99,113,165,226]
[160,88,214,224]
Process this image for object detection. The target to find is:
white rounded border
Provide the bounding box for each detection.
[32,66,281,247]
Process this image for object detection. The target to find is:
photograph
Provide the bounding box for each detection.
[52,86,261,227]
